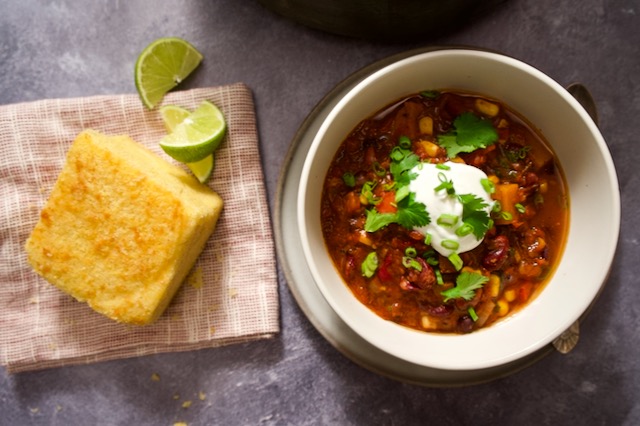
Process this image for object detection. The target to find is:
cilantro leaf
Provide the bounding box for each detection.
[364,193,430,232]
[364,141,430,233]
[455,112,498,147]
[437,112,498,159]
[364,210,397,232]
[458,193,488,212]
[441,272,489,302]
[390,149,420,186]
[437,134,471,158]
[395,193,430,229]
[458,193,492,240]
[463,212,492,240]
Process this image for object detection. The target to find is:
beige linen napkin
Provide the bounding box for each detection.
[0,83,279,373]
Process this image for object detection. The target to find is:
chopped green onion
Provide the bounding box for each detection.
[422,249,435,258]
[390,146,406,162]
[455,223,474,237]
[437,213,459,227]
[481,178,495,194]
[442,239,460,250]
[361,252,379,278]
[383,182,395,191]
[361,181,378,205]
[434,172,455,195]
[435,268,444,285]
[424,233,432,245]
[402,256,423,271]
[420,90,440,99]
[342,172,355,187]
[372,161,386,176]
[448,252,463,271]
[534,193,544,205]
[395,185,410,203]
[405,247,417,258]
[492,200,502,213]
[436,163,451,171]
[500,211,513,221]
[515,203,526,214]
[423,249,439,266]
[468,307,479,322]
[398,135,411,149]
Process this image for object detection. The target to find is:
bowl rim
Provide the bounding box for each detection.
[297,48,620,370]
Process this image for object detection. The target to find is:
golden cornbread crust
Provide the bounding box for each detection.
[25,130,223,325]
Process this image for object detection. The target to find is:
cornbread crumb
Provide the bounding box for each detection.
[174,423,188,426]
[198,391,206,401]
[151,373,161,382]
[181,400,192,409]
[187,266,204,289]
[173,394,180,400]
[228,288,238,298]
[25,130,223,325]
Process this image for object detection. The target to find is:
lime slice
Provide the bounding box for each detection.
[135,37,203,109]
[159,100,226,163]
[159,105,191,132]
[187,154,215,183]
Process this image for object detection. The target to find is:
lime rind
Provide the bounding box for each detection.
[135,37,203,109]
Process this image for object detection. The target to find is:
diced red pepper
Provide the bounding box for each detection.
[518,282,533,303]
[376,192,397,214]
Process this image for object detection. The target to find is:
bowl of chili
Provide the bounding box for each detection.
[297,49,620,370]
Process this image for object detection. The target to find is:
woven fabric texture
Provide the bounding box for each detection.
[0,84,279,373]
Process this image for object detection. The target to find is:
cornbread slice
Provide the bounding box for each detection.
[25,130,223,325]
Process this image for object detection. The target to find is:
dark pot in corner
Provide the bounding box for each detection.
[257,0,507,41]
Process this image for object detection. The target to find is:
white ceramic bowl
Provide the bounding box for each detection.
[298,49,620,371]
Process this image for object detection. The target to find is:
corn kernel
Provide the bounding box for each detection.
[475,99,500,117]
[497,300,509,317]
[417,140,440,157]
[488,175,500,184]
[497,118,509,129]
[489,274,501,298]
[421,315,434,330]
[419,116,434,135]
[536,237,547,251]
[504,289,516,302]
[539,180,548,193]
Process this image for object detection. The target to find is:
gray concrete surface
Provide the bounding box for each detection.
[1,0,638,424]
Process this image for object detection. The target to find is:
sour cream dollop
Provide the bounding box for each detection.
[408,161,494,257]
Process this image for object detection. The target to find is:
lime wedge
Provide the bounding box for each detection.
[159,105,191,132]
[187,154,215,183]
[160,104,216,182]
[159,100,227,163]
[135,37,203,109]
